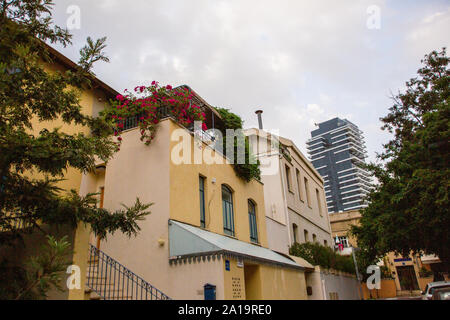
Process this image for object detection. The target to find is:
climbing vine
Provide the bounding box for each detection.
[215,107,261,182]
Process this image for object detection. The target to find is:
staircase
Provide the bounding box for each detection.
[85,244,170,300]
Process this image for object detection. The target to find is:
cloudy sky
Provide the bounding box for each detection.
[50,0,449,161]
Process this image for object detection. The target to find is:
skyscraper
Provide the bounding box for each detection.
[306,118,371,214]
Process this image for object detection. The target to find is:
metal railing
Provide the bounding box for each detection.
[86,244,170,300]
[120,106,171,131]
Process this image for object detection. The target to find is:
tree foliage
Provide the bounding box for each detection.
[352,48,450,270]
[289,242,356,274]
[0,0,152,279]
[0,235,73,300]
[215,107,261,182]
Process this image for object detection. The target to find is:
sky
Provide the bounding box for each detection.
[50,0,450,162]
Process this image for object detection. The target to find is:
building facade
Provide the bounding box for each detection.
[306,118,371,213]
[245,129,333,254]
[85,92,309,300]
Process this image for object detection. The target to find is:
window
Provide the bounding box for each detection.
[304,229,309,242]
[304,177,311,206]
[293,224,298,243]
[296,169,303,201]
[248,200,258,243]
[324,240,328,246]
[336,236,349,248]
[222,185,235,236]
[199,176,206,228]
[285,165,292,191]
[313,234,317,242]
[316,188,323,216]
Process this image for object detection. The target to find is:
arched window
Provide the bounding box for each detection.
[248,200,258,243]
[222,185,235,236]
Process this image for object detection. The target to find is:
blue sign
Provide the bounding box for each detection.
[225,260,230,271]
[394,258,412,262]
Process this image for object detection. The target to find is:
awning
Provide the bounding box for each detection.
[168,220,303,270]
[288,255,315,270]
[421,254,441,264]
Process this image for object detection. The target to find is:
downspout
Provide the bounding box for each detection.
[279,153,292,249]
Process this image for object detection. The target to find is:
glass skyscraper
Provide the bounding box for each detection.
[306,118,372,214]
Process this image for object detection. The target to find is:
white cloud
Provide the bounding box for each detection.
[50,0,449,160]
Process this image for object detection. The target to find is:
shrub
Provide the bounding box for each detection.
[289,242,356,274]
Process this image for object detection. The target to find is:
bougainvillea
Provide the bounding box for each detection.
[103,82,207,148]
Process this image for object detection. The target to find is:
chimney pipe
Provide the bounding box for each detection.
[255,110,263,130]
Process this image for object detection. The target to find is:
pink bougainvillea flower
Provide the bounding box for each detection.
[116,94,124,101]
[202,123,208,131]
[166,85,172,90]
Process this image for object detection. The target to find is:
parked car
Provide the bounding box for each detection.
[422,281,450,300]
[431,287,450,300]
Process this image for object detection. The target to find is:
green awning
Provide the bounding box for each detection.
[169,220,303,270]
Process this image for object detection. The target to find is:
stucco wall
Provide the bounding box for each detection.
[289,209,333,246]
[306,267,361,300]
[96,119,291,299]
[97,121,172,296]
[169,120,268,247]
[258,264,307,300]
[246,131,332,253]
[168,258,225,300]
[362,279,397,299]
[265,217,290,255]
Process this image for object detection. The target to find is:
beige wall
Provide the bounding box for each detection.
[258,264,307,300]
[169,120,268,246]
[246,130,332,255]
[95,119,304,299]
[329,210,361,247]
[169,258,225,300]
[94,121,172,296]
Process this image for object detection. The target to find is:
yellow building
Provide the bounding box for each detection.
[85,90,308,300]
[0,43,120,300]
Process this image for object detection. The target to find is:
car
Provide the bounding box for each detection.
[431,287,450,300]
[422,281,450,300]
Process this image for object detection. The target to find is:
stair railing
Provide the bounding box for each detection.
[86,244,170,300]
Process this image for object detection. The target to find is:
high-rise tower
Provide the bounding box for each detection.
[306,118,371,213]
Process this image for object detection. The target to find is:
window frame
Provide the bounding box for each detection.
[248,200,258,244]
[304,177,311,207]
[199,176,206,228]
[293,223,298,243]
[285,165,293,192]
[316,188,323,216]
[222,185,235,237]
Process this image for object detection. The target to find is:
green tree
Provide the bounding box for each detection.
[0,0,152,297]
[352,48,450,270]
